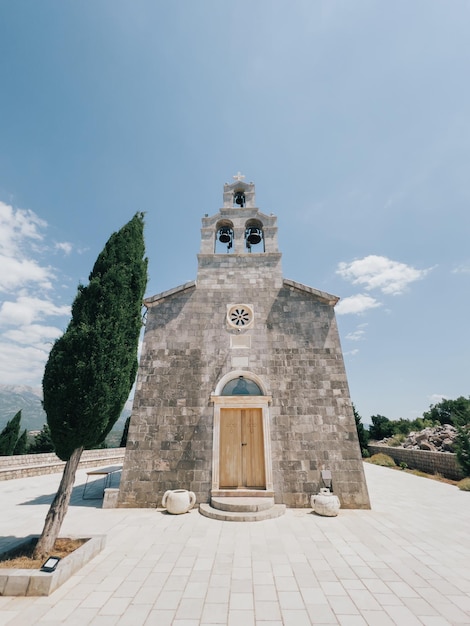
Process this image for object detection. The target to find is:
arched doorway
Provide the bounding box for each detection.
[210,371,273,495]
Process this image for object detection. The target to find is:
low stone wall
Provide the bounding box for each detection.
[368,445,465,481]
[0,448,125,481]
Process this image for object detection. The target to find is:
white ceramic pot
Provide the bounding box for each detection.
[311,488,340,517]
[162,489,196,514]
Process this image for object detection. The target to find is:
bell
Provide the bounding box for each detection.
[234,192,245,206]
[218,228,232,243]
[246,227,262,245]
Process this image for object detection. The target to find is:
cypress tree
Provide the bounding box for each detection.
[120,416,131,448]
[13,429,28,455]
[0,410,22,456]
[33,213,147,558]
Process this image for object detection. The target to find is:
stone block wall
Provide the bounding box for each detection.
[0,448,125,481]
[118,273,370,509]
[266,284,369,508]
[368,445,464,480]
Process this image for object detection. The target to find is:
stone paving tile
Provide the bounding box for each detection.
[277,590,304,610]
[418,618,453,626]
[356,610,394,625]
[254,600,282,620]
[253,571,274,585]
[174,597,205,620]
[57,607,99,626]
[281,608,312,625]
[205,587,230,604]
[98,597,131,616]
[383,604,425,625]
[200,602,229,623]
[152,589,183,610]
[253,584,277,602]
[115,604,152,625]
[347,588,382,611]
[143,608,176,625]
[272,575,297,591]
[320,581,348,596]
[228,610,255,626]
[1,464,470,625]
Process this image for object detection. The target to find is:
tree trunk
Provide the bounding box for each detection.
[32,446,84,560]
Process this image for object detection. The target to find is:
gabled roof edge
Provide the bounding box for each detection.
[144,280,196,306]
[283,278,339,306]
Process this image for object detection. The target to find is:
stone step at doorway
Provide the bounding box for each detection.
[199,496,286,522]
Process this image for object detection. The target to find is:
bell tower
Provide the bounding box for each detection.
[198,173,282,288]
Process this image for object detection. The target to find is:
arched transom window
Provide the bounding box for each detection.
[221,376,263,396]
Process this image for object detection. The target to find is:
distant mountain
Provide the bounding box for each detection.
[0,384,132,442]
[0,385,45,432]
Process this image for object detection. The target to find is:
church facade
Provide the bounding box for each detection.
[118,177,370,509]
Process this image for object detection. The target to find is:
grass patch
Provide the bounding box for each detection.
[457,477,470,491]
[368,453,396,467]
[0,538,87,569]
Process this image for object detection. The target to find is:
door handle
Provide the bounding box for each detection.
[241,442,247,446]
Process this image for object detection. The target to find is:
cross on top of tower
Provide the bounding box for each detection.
[233,172,245,182]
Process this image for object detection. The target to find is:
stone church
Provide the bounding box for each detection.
[118,176,370,513]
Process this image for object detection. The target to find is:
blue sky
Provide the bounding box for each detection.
[1,1,469,424]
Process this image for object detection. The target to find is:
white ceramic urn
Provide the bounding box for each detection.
[311,488,340,517]
[162,489,196,514]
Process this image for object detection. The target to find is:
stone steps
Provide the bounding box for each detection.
[199,496,286,522]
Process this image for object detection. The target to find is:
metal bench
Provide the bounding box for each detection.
[82,464,122,499]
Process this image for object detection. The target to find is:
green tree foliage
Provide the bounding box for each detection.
[352,404,369,457]
[34,213,147,558]
[28,424,55,453]
[369,414,395,440]
[13,429,28,455]
[422,396,470,426]
[455,425,470,476]
[0,410,22,455]
[120,416,131,448]
[43,212,148,460]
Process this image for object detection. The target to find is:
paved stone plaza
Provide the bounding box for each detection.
[1,462,470,625]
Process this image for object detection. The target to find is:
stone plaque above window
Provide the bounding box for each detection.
[227,304,254,329]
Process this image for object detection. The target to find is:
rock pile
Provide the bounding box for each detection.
[401,424,458,452]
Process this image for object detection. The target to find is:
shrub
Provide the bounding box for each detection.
[399,461,408,470]
[387,434,406,447]
[369,453,396,467]
[457,477,470,491]
[455,425,470,477]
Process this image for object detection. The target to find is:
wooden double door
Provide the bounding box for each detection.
[219,408,266,489]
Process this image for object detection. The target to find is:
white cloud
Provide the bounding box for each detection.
[55,241,73,255]
[0,296,70,326]
[4,324,63,347]
[0,254,53,292]
[337,255,430,295]
[336,293,381,315]
[346,329,366,341]
[0,201,46,252]
[0,201,54,293]
[0,201,73,387]
[0,340,50,386]
[343,349,359,357]
[452,264,470,274]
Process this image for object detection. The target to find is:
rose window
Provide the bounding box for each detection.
[227,304,254,329]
